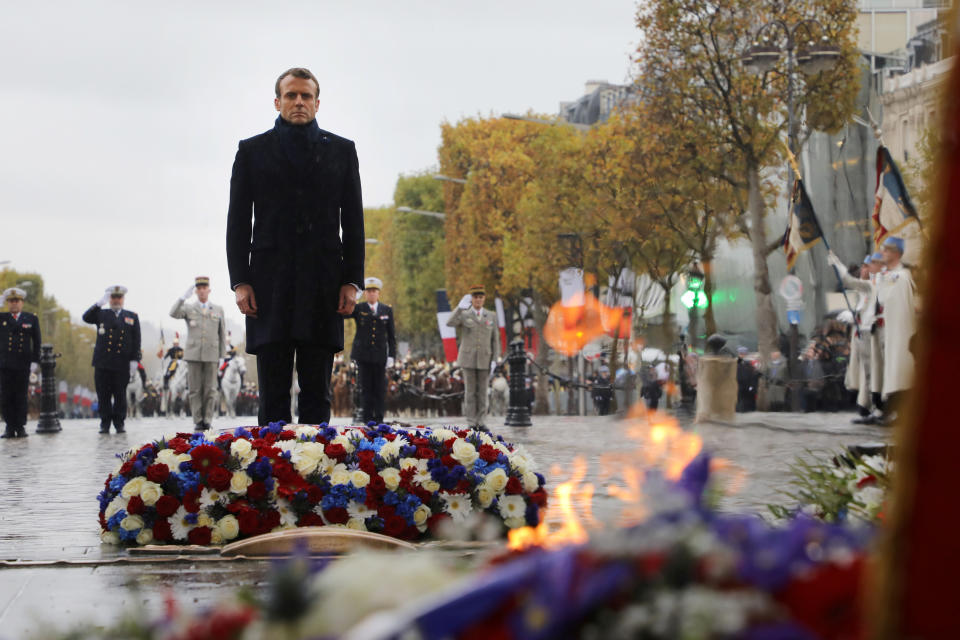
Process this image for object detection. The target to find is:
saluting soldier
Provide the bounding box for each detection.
[0,288,41,438]
[171,276,227,431]
[82,286,141,434]
[349,277,396,424]
[446,284,501,430]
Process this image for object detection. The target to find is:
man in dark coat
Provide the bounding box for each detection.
[226,67,364,426]
[349,277,396,424]
[0,287,41,438]
[82,285,141,433]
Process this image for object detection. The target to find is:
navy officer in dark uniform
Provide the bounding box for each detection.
[82,285,142,433]
[0,287,41,438]
[227,67,364,426]
[349,277,396,424]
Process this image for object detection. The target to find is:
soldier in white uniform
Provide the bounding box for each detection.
[446,284,501,430]
[875,237,917,422]
[170,276,227,430]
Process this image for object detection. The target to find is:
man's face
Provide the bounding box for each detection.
[110,294,124,310]
[196,285,210,303]
[868,260,883,275]
[274,75,319,125]
[7,298,23,314]
[471,293,485,310]
[366,288,380,304]
[881,245,901,267]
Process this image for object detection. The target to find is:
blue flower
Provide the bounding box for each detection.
[234,427,253,439]
[525,501,539,527]
[365,515,384,532]
[400,444,417,458]
[177,471,201,493]
[178,460,194,473]
[185,512,199,525]
[357,439,377,452]
[321,427,338,440]
[384,491,400,507]
[108,476,126,492]
[265,421,285,434]
[247,459,272,481]
[118,526,139,543]
[107,509,127,530]
[473,459,489,473]
[97,489,111,510]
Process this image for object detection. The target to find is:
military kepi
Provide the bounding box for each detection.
[106,285,128,296]
[2,287,26,301]
[195,276,210,287]
[364,277,382,290]
[469,284,486,296]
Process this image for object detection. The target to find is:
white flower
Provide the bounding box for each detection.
[295,425,319,439]
[346,518,368,531]
[217,515,240,541]
[120,514,145,531]
[331,434,355,453]
[429,428,458,442]
[210,529,224,545]
[276,439,298,455]
[139,481,163,506]
[277,499,298,527]
[483,468,509,494]
[156,449,190,471]
[197,513,215,528]
[413,504,432,527]
[378,440,402,462]
[229,439,257,469]
[330,466,351,487]
[120,477,145,500]
[856,486,886,513]
[229,470,253,495]
[379,468,401,491]
[104,496,129,520]
[522,471,539,493]
[498,495,526,521]
[495,442,511,456]
[170,506,194,541]
[347,501,376,521]
[350,470,370,488]
[476,485,495,509]
[451,440,479,467]
[136,528,154,546]
[199,487,225,508]
[509,449,534,474]
[100,531,120,545]
[399,457,422,471]
[504,516,526,529]
[440,492,473,522]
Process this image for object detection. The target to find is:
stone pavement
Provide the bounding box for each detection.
[0,410,890,636]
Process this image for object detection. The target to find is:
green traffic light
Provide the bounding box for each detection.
[680,290,708,310]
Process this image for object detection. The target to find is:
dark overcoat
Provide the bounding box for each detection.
[350,302,396,364]
[0,311,41,370]
[226,118,364,355]
[81,306,142,371]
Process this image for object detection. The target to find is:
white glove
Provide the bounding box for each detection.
[129,361,138,375]
[490,360,497,375]
[96,294,110,307]
[458,294,472,310]
[30,362,39,374]
[181,285,195,300]
[386,357,395,368]
[827,251,847,276]
[837,310,854,325]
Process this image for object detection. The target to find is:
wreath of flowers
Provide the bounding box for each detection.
[97,422,547,546]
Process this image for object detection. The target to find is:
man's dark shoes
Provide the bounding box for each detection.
[851,415,875,425]
[15,427,27,438]
[1,428,14,439]
[194,423,207,432]
[99,424,111,434]
[114,424,126,434]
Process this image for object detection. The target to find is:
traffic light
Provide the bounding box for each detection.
[681,269,707,310]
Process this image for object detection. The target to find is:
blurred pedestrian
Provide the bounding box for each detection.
[0,287,40,438]
[736,346,758,412]
[590,365,613,415]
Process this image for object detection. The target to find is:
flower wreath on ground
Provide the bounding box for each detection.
[98,422,548,546]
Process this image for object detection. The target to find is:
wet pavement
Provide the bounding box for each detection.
[0,410,890,636]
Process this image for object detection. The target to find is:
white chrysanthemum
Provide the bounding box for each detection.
[429,427,458,442]
[476,431,494,446]
[495,443,511,456]
[413,467,433,487]
[451,440,479,467]
[104,495,129,520]
[170,506,194,541]
[276,439,298,454]
[156,449,190,471]
[347,500,376,521]
[277,499,298,527]
[331,434,355,453]
[295,425,319,439]
[498,495,526,521]
[378,440,402,462]
[199,487,226,508]
[509,449,534,474]
[440,491,473,522]
[346,518,368,531]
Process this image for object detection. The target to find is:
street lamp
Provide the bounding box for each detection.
[432,174,467,185]
[396,206,446,220]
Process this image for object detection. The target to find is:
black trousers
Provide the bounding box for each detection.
[95,367,128,428]
[357,360,386,424]
[0,368,29,431]
[257,342,333,426]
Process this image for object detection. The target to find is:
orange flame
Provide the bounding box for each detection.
[542,291,625,356]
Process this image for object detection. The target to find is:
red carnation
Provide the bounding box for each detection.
[247,482,267,501]
[441,454,457,469]
[153,519,173,541]
[188,526,212,546]
[776,556,865,640]
[183,489,201,514]
[384,515,407,537]
[414,487,433,503]
[367,474,386,496]
[358,450,376,464]
[416,447,435,460]
[279,429,296,440]
[506,477,523,495]
[443,437,456,451]
[146,463,170,484]
[262,431,278,445]
[119,460,136,476]
[238,510,259,534]
[126,495,145,515]
[168,437,191,454]
[155,495,180,517]
[306,485,324,504]
[383,433,397,441]
[190,444,226,474]
[325,443,347,460]
[324,507,349,525]
[99,512,108,531]
[299,513,325,527]
[411,436,430,447]
[260,509,281,532]
[530,488,548,508]
[207,466,232,492]
[215,432,235,444]
[479,444,499,463]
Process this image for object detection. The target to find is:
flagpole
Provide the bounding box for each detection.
[782,142,863,337]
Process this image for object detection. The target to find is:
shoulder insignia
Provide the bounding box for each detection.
[124,317,135,325]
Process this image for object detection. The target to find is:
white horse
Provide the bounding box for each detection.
[160,359,189,416]
[488,373,509,416]
[126,369,143,418]
[220,355,247,418]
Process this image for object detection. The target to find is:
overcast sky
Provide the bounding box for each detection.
[1,0,639,339]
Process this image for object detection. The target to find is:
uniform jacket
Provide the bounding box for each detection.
[0,311,41,370]
[82,305,142,371]
[350,301,396,364]
[446,306,501,370]
[876,264,917,395]
[170,299,227,362]
[226,117,364,354]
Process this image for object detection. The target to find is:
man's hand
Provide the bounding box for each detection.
[337,284,358,316]
[235,284,258,318]
[182,284,196,301]
[386,356,395,368]
[827,251,847,276]
[129,361,138,375]
[458,294,472,310]
[96,294,109,307]
[30,362,39,374]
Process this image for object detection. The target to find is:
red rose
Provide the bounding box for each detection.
[441,454,457,469]
[324,507,348,525]
[207,466,232,492]
[247,482,267,501]
[190,444,226,474]
[530,488,548,508]
[146,463,170,484]
[384,515,407,537]
[238,510,259,534]
[126,495,145,515]
[227,499,250,514]
[299,513,325,527]
[187,526,212,545]
[168,437,191,454]
[479,444,499,463]
[153,519,173,541]
[119,460,136,476]
[367,474,386,496]
[383,433,397,441]
[506,477,523,495]
[155,495,180,517]
[358,450,376,464]
[215,433,235,444]
[279,429,296,440]
[443,437,456,451]
[260,509,281,532]
[325,443,347,460]
[182,489,201,514]
[416,447,435,460]
[776,556,865,640]
[306,486,324,504]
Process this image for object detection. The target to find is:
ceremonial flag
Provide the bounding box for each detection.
[782,178,825,270]
[872,145,921,248]
[435,289,458,363]
[494,296,508,352]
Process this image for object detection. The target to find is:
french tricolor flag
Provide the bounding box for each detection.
[494,297,508,352]
[436,289,459,363]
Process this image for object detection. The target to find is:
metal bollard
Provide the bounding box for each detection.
[36,344,62,433]
[504,340,532,427]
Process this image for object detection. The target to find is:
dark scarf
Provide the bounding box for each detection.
[274,115,321,167]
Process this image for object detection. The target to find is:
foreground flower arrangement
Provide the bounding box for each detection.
[98,422,547,545]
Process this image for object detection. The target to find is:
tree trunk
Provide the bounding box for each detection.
[702,258,717,337]
[531,291,551,415]
[660,281,675,349]
[747,165,779,359]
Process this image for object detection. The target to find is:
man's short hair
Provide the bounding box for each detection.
[275,67,319,99]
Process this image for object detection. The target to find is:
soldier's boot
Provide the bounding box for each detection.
[1,425,14,438]
[15,425,28,438]
[99,422,111,434]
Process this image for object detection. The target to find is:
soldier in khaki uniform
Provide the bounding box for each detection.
[170,276,227,430]
[446,284,501,430]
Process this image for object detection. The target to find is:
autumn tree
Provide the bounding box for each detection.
[634,0,861,357]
